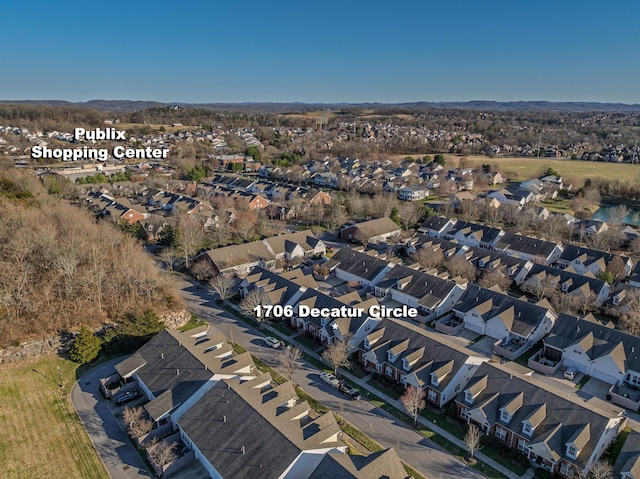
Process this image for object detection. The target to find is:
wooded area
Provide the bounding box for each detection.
[0,167,180,346]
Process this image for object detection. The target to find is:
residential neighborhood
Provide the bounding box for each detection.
[6,105,640,479]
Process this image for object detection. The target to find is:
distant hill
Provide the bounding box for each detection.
[1,99,640,113]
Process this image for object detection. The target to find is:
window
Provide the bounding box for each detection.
[385,365,393,377]
[523,423,532,436]
[567,445,577,458]
[495,427,507,441]
[428,389,438,402]
[465,391,474,404]
[500,410,510,423]
[517,439,528,452]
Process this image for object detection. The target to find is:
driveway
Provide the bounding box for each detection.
[71,359,152,479]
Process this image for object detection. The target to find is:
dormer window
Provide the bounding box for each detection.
[561,282,569,293]
[387,350,397,362]
[500,410,511,423]
[479,259,486,268]
[567,445,577,459]
[522,422,533,436]
[402,358,410,371]
[431,373,439,386]
[464,390,474,404]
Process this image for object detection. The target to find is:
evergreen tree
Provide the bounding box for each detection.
[390,207,401,226]
[69,326,101,364]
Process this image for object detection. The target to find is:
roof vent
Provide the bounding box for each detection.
[241,446,246,455]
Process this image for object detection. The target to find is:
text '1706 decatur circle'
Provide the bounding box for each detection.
[253,304,418,320]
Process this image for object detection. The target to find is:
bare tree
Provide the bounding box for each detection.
[178,218,205,269]
[158,246,179,272]
[129,418,153,439]
[574,290,598,314]
[240,288,270,323]
[146,438,178,467]
[521,273,559,300]
[190,258,216,281]
[415,247,444,270]
[209,274,235,301]
[464,424,483,460]
[444,256,477,282]
[277,345,302,382]
[122,406,144,428]
[122,406,152,438]
[609,205,629,225]
[459,200,480,222]
[585,459,613,479]
[322,338,351,375]
[477,267,512,291]
[400,385,426,425]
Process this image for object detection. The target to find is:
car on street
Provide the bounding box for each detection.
[263,336,283,348]
[115,389,142,406]
[338,382,361,400]
[320,372,340,388]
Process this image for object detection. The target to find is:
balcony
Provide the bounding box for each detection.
[493,337,530,361]
[609,383,640,412]
[527,351,561,375]
[435,313,464,334]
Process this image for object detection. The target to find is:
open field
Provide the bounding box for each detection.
[445,154,640,185]
[0,356,109,479]
[389,153,640,185]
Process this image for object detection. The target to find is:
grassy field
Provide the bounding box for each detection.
[445,154,640,185]
[0,356,109,479]
[389,153,640,186]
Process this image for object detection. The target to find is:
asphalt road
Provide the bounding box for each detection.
[178,277,485,479]
[71,359,152,479]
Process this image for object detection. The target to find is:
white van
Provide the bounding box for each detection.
[564,367,578,380]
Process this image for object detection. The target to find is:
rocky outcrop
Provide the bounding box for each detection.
[0,332,74,365]
[159,309,191,329]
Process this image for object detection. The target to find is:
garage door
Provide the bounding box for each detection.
[592,368,620,385]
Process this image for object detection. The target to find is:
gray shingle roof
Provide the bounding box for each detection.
[330,248,391,282]
[454,285,555,338]
[545,314,640,372]
[178,381,300,479]
[309,448,409,479]
[379,265,459,310]
[457,363,617,471]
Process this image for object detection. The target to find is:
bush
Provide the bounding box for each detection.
[69,326,101,364]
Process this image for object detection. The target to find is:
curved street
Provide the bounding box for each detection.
[71,359,152,479]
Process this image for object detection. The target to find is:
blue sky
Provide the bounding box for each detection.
[2,1,639,103]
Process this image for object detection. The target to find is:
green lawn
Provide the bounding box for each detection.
[0,355,109,479]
